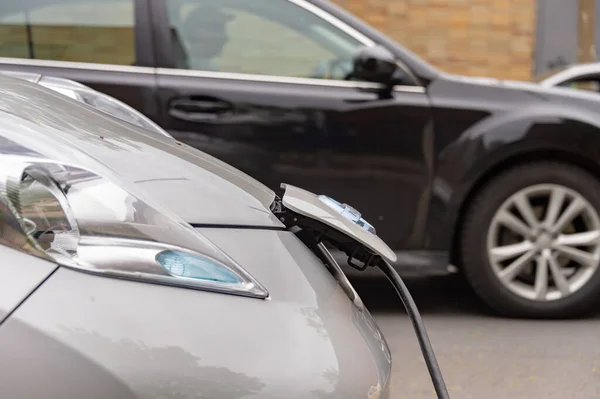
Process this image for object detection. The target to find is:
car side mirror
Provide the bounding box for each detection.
[352,45,401,86]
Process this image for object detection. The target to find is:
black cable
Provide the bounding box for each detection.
[378,260,451,399]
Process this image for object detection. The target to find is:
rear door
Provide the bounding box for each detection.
[0,0,160,124]
[149,0,434,250]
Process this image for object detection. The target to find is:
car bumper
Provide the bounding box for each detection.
[0,230,392,399]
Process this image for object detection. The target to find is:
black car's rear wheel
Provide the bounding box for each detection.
[460,161,600,318]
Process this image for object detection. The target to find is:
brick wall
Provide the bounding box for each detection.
[333,0,537,81]
[0,25,135,66]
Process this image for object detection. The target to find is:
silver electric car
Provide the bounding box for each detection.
[0,74,400,398]
[0,70,172,139]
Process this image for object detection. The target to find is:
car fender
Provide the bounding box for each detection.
[426,104,600,253]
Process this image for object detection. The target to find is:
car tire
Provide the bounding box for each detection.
[460,161,600,318]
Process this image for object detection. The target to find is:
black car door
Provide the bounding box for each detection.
[150,0,434,251]
[0,0,159,124]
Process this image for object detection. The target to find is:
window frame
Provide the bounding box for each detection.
[0,0,154,70]
[149,0,424,93]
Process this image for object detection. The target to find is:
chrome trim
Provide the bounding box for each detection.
[0,157,269,299]
[287,0,374,46]
[394,85,426,94]
[157,68,425,93]
[0,0,426,93]
[157,67,379,88]
[75,236,269,299]
[0,57,155,75]
[0,57,425,93]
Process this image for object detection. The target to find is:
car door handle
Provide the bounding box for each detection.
[168,97,232,122]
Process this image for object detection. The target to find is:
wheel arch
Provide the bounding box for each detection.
[449,148,600,268]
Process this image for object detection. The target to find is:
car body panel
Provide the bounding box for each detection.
[0,70,171,137]
[0,77,394,398]
[425,73,600,252]
[0,246,57,324]
[149,0,436,251]
[537,62,600,87]
[0,229,391,399]
[0,58,162,134]
[3,0,600,275]
[0,75,282,228]
[153,68,434,251]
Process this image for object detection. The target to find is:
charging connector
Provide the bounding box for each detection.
[273,193,450,399]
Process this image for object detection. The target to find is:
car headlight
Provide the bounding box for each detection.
[0,156,268,299]
[37,76,172,139]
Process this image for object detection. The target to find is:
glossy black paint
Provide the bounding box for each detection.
[3,0,600,274]
[426,75,600,259]
[155,75,433,250]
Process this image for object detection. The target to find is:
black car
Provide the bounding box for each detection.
[3,0,600,318]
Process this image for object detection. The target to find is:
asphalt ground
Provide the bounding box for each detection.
[351,275,600,399]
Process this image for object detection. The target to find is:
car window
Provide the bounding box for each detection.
[164,0,367,81]
[557,78,600,92]
[0,0,135,66]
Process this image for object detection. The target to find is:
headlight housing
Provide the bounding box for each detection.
[0,156,268,299]
[36,76,172,138]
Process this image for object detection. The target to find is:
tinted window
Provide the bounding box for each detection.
[558,78,600,92]
[0,0,135,65]
[165,0,366,81]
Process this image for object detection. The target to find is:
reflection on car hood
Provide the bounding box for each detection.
[443,73,600,100]
[442,72,600,116]
[0,75,282,228]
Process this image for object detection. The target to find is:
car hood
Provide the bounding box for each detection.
[441,73,568,93]
[440,73,600,114]
[0,75,283,228]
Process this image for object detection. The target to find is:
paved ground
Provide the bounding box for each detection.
[350,275,600,399]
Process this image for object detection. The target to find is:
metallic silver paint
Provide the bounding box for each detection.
[35,75,172,138]
[0,157,269,299]
[0,246,57,324]
[0,75,281,228]
[0,75,393,398]
[538,62,600,87]
[0,230,391,399]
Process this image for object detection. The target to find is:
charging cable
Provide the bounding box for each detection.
[378,260,451,399]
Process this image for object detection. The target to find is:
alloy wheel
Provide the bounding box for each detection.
[486,184,600,301]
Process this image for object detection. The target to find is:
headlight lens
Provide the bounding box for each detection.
[156,250,243,283]
[0,156,268,299]
[37,76,172,139]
